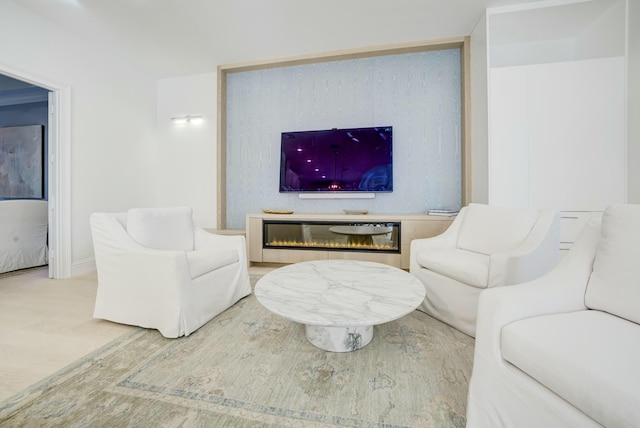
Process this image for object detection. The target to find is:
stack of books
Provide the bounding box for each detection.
[427,209,459,216]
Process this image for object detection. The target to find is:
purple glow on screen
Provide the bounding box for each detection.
[279,126,393,192]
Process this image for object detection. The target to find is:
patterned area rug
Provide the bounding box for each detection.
[0,276,474,427]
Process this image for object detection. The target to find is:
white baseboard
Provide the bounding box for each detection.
[71,258,96,277]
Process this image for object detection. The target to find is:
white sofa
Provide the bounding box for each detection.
[90,207,252,338]
[467,204,640,428]
[410,203,559,337]
[0,199,48,274]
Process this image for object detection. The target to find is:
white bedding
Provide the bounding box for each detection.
[0,200,48,274]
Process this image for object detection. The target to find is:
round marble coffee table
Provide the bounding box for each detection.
[254,260,426,352]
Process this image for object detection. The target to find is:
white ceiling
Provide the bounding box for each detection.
[9,0,545,79]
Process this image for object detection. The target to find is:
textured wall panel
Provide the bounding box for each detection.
[226,49,461,229]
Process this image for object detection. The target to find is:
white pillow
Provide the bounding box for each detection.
[585,204,640,324]
[127,207,194,251]
[457,203,539,255]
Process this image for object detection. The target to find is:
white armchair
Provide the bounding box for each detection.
[467,205,640,427]
[90,207,252,338]
[409,203,560,337]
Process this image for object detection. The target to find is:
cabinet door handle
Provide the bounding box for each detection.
[561,216,580,219]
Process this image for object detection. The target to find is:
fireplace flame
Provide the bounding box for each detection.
[265,238,396,251]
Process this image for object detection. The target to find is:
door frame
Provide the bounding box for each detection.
[1,64,71,279]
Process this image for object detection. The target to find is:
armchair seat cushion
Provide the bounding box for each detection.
[186,249,239,279]
[415,248,489,288]
[502,310,640,428]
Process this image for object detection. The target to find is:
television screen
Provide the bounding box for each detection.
[279,126,393,193]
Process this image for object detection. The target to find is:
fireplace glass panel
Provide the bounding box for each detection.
[263,221,400,253]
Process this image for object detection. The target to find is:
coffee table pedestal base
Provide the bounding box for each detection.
[305,325,373,352]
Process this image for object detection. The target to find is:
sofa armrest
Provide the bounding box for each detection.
[475,219,602,361]
[488,210,560,287]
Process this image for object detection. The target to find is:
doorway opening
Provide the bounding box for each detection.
[0,66,71,279]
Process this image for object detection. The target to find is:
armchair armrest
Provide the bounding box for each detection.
[488,210,560,287]
[409,208,467,272]
[194,228,249,268]
[475,219,601,361]
[91,213,191,301]
[193,229,251,298]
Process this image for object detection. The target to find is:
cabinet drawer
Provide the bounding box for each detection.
[560,211,602,243]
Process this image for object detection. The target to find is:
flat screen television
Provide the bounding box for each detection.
[279,126,393,193]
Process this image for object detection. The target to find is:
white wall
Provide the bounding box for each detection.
[629,0,640,203]
[156,73,218,228]
[0,1,158,275]
[470,12,489,203]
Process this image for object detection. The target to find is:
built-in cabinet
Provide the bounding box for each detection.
[559,211,603,252]
[246,213,454,269]
[485,0,627,250]
[489,57,626,211]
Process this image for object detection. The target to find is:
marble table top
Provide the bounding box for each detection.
[255,260,426,327]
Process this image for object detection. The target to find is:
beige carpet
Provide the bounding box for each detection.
[0,276,474,427]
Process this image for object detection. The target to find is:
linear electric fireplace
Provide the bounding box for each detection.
[263,220,400,253]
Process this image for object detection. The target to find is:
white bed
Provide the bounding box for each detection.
[0,200,48,274]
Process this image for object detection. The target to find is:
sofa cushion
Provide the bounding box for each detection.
[127,207,194,251]
[186,249,238,279]
[457,203,538,255]
[502,310,640,428]
[416,248,490,288]
[585,204,640,324]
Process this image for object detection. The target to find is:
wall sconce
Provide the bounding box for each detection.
[171,115,204,125]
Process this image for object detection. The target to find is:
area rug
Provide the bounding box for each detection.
[0,276,475,427]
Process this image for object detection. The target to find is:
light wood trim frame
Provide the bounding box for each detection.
[461,36,472,205]
[217,37,472,229]
[217,65,227,229]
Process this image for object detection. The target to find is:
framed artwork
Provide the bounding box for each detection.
[0,125,44,199]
